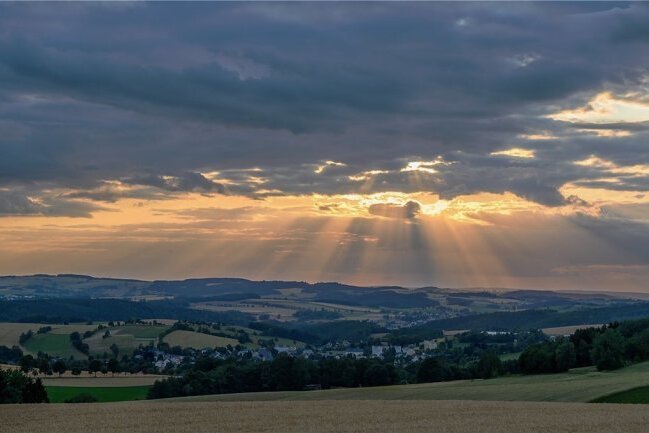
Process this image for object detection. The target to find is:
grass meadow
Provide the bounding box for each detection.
[22,334,87,359]
[592,386,649,404]
[45,386,150,403]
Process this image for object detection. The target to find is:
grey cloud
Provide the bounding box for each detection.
[0,190,104,217]
[0,191,41,215]
[566,121,649,132]
[368,201,421,219]
[122,172,225,194]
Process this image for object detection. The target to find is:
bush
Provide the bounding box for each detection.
[0,369,49,404]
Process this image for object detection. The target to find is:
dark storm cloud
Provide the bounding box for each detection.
[1,2,649,210]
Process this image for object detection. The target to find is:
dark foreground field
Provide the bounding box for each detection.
[1,400,648,433]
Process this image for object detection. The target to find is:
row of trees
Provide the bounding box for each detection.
[149,348,513,400]
[415,351,509,383]
[14,344,161,377]
[148,354,402,399]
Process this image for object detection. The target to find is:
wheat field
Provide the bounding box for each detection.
[1,400,647,433]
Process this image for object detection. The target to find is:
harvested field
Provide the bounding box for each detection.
[1,400,648,433]
[442,329,468,337]
[163,329,238,349]
[0,363,19,370]
[0,323,50,347]
[543,324,602,336]
[191,301,297,320]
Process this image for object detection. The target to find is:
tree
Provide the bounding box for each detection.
[519,344,556,374]
[19,355,35,373]
[0,369,48,404]
[625,328,649,362]
[21,378,49,403]
[19,330,33,345]
[591,329,625,371]
[417,357,448,383]
[363,363,393,387]
[554,341,576,372]
[52,359,67,376]
[107,358,120,376]
[110,343,120,358]
[476,352,502,379]
[88,359,103,377]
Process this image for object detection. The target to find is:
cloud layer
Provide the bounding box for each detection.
[1,3,649,289]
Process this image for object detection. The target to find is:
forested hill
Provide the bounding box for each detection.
[392,303,649,337]
[0,274,649,318]
[0,298,252,325]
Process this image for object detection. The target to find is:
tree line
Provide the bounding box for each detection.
[519,319,649,374]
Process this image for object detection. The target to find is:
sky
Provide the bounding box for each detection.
[1,2,649,291]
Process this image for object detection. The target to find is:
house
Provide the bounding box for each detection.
[275,346,297,356]
[422,340,438,351]
[343,348,365,358]
[371,345,386,357]
[255,348,274,362]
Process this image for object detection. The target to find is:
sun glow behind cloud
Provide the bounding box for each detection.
[490,148,536,159]
[548,91,649,124]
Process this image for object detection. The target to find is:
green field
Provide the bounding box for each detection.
[46,386,151,403]
[173,361,649,403]
[592,386,649,404]
[23,333,87,359]
[85,324,168,356]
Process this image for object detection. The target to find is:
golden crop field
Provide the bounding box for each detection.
[1,400,648,433]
